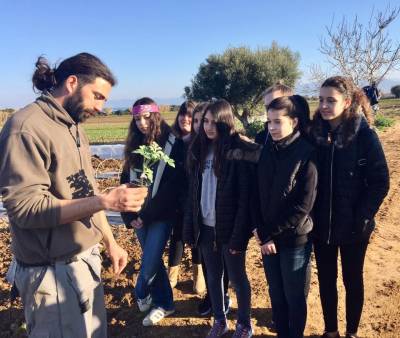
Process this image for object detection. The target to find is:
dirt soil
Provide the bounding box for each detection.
[0,123,399,338]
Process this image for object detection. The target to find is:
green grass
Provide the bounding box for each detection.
[82,111,177,144]
[374,114,395,130]
[84,125,129,144]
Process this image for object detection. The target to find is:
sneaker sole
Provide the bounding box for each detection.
[142,309,175,326]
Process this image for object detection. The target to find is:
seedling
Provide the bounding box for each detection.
[132,142,175,186]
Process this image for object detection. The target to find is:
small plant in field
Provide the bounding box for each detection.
[132,142,175,186]
[374,114,395,130]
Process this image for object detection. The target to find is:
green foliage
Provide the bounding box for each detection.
[113,109,130,115]
[185,43,301,128]
[374,114,395,130]
[391,85,400,98]
[133,142,175,186]
[245,120,265,139]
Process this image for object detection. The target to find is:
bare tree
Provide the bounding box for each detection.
[299,63,332,97]
[320,5,400,85]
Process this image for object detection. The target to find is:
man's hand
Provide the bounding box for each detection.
[106,241,128,276]
[261,240,277,255]
[100,184,148,212]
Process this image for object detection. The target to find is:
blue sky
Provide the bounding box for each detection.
[1,0,399,108]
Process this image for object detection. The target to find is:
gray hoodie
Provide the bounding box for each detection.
[0,93,104,264]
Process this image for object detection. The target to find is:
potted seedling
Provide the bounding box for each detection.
[131,141,175,187]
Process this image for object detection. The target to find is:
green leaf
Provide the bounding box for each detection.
[132,141,176,184]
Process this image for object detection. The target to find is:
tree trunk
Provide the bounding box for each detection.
[232,106,250,131]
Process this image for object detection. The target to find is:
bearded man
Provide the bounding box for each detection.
[0,53,147,337]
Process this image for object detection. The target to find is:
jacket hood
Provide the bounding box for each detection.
[312,113,369,148]
[35,92,76,127]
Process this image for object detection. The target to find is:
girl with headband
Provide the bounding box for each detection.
[120,97,186,326]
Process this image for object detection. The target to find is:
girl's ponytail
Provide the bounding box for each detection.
[32,56,57,92]
[290,95,311,136]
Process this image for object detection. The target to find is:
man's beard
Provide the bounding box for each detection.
[63,90,96,123]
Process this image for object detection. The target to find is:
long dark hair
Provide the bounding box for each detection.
[32,53,116,93]
[124,97,166,169]
[188,99,236,177]
[172,100,196,138]
[190,102,209,137]
[267,95,311,136]
[312,76,373,140]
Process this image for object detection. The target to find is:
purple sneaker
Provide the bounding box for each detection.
[206,319,228,338]
[232,323,253,338]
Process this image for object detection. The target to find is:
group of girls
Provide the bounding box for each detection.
[120,75,389,338]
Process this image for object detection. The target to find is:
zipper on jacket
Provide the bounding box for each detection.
[327,136,335,244]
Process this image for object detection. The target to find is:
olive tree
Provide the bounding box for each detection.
[184,43,301,128]
[391,85,400,98]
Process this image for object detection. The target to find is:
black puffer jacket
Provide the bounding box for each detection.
[120,123,186,228]
[252,131,318,247]
[183,135,260,251]
[312,114,390,244]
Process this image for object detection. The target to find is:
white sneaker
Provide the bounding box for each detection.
[137,294,152,312]
[142,307,175,326]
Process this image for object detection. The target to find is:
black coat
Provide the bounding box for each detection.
[183,135,259,251]
[252,131,318,247]
[312,114,389,244]
[120,125,186,228]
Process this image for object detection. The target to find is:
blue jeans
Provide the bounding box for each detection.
[263,241,312,338]
[199,226,251,327]
[135,222,174,311]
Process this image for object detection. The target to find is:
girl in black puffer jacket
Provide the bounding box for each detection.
[183,99,256,338]
[252,95,318,338]
[311,76,389,338]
